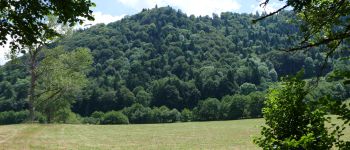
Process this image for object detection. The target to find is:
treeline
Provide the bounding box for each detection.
[0,92,264,124]
[0,7,349,123]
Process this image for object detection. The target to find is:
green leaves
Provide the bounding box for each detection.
[254,71,338,149]
[35,47,93,122]
[0,0,95,53]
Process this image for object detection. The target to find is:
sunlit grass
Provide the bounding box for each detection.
[0,117,348,150]
[0,119,263,150]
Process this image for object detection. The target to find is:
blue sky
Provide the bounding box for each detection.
[0,0,284,65]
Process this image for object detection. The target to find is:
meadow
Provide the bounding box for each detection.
[0,117,349,150]
[0,119,263,150]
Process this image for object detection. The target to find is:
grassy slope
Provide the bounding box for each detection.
[0,117,349,150]
[0,119,263,150]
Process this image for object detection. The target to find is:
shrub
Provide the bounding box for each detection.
[101,111,129,124]
[0,110,29,125]
[180,108,193,122]
[194,98,221,121]
[122,103,153,124]
[90,111,104,124]
[167,109,181,122]
[54,108,82,124]
[254,71,339,149]
[82,117,100,124]
[91,111,104,119]
[152,106,180,123]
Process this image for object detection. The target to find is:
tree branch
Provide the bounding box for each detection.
[252,4,290,23]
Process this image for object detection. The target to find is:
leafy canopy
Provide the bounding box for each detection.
[0,0,95,52]
[254,71,344,149]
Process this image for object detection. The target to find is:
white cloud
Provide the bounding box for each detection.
[83,12,125,27]
[251,0,285,13]
[117,0,241,16]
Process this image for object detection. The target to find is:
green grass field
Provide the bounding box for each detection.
[0,118,349,150]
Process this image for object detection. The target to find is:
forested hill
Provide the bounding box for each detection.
[1,7,345,119]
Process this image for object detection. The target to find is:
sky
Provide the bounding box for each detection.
[0,0,284,65]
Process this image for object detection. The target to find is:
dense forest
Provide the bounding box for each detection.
[0,7,349,124]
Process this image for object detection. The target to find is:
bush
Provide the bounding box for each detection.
[101,111,129,124]
[90,111,104,124]
[54,108,82,124]
[220,95,248,120]
[254,71,338,149]
[122,103,153,124]
[0,110,29,125]
[152,106,180,123]
[194,98,221,121]
[180,108,193,122]
[82,117,100,124]
[91,111,104,119]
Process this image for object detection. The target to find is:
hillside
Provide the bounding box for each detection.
[0,7,348,120]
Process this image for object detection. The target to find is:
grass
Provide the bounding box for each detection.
[0,119,263,150]
[0,117,349,150]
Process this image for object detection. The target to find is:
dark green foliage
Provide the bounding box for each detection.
[152,106,181,123]
[101,111,129,125]
[0,110,29,125]
[91,111,104,119]
[194,98,221,121]
[82,117,100,124]
[239,83,257,95]
[122,104,180,124]
[84,111,104,124]
[220,95,247,120]
[246,92,265,118]
[122,103,153,124]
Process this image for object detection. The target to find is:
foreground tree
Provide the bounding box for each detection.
[1,0,95,121]
[254,1,350,149]
[254,71,347,149]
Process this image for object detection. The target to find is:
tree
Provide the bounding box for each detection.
[0,0,95,53]
[1,1,94,122]
[194,98,221,121]
[221,94,247,120]
[35,47,93,123]
[239,82,257,95]
[246,91,265,118]
[254,71,341,149]
[254,1,350,148]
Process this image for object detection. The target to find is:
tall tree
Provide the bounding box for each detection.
[35,47,93,122]
[1,1,94,121]
[26,16,73,122]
